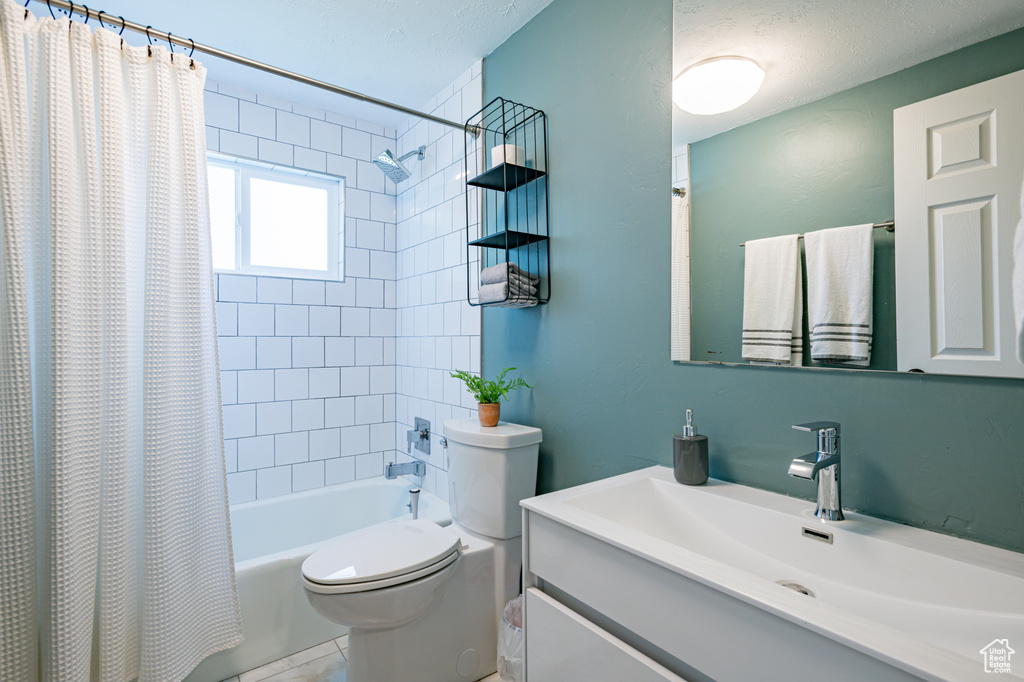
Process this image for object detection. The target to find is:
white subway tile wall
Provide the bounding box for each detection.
[210,63,482,505]
[394,61,484,499]
[210,80,399,504]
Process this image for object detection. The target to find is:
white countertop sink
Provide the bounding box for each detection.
[522,466,1024,680]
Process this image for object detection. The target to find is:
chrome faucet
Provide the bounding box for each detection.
[788,421,843,521]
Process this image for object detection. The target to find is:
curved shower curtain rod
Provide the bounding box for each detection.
[28,0,480,136]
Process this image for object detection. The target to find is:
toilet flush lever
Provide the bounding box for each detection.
[407,417,430,456]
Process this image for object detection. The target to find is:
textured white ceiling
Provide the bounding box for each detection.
[34,1,1024,141]
[65,0,555,128]
[674,0,1024,145]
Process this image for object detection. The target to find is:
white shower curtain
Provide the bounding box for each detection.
[0,2,242,680]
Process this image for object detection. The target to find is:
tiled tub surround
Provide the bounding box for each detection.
[394,61,485,500]
[217,274,397,504]
[205,79,401,504]
[207,66,483,505]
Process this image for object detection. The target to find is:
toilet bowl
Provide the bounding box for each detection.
[301,419,541,682]
[302,519,462,629]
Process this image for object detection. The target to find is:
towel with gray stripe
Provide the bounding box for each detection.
[479,263,539,307]
[804,224,874,366]
[741,234,803,365]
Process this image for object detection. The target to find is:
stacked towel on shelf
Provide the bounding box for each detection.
[478,263,539,307]
[742,234,803,365]
[804,223,874,366]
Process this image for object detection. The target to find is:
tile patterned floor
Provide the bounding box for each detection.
[219,635,503,682]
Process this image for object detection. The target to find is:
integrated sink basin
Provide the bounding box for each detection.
[522,466,1024,681]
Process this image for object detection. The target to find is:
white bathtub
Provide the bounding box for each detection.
[185,477,450,682]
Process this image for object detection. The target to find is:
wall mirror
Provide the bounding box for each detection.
[672,0,1024,377]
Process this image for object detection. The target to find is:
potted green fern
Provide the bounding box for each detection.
[450,367,531,427]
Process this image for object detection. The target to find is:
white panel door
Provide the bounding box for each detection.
[894,68,1024,377]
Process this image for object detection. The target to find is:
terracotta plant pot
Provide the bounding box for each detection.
[478,402,500,427]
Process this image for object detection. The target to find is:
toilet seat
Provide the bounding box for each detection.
[302,518,462,595]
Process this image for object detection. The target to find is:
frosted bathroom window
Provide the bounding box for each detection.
[207,154,344,280]
[249,178,329,272]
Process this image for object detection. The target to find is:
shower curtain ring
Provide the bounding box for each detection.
[81,5,89,25]
[97,9,107,29]
[23,0,29,20]
[189,38,196,69]
[45,0,55,20]
[118,16,125,35]
[167,31,174,61]
[145,25,153,57]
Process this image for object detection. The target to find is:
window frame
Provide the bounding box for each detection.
[207,153,345,281]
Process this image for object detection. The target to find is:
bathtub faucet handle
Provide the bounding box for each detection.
[407,417,431,456]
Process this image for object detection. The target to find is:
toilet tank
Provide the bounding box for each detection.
[443,419,542,540]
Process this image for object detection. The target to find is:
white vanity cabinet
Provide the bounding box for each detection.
[518,468,998,681]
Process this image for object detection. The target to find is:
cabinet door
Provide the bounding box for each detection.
[525,588,688,682]
[894,68,1024,377]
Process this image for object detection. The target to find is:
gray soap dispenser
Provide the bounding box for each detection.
[674,409,708,485]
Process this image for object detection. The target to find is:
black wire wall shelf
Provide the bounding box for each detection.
[467,163,547,192]
[468,230,547,250]
[464,97,550,308]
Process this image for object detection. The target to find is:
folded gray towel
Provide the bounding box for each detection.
[478,283,538,306]
[480,262,540,286]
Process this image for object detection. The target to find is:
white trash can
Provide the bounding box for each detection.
[497,594,524,682]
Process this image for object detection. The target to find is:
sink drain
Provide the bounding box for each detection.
[776,580,815,597]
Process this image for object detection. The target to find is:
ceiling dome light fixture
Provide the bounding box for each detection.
[673,56,765,116]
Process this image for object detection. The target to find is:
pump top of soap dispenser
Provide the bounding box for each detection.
[684,409,697,438]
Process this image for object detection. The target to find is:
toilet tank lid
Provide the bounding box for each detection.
[443,418,542,448]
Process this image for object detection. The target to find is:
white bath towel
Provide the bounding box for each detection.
[1015,173,1024,362]
[742,234,803,365]
[804,224,874,366]
[480,262,539,286]
[478,282,538,307]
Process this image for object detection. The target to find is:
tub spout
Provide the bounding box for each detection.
[385,459,425,480]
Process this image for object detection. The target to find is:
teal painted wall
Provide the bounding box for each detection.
[484,5,1024,551]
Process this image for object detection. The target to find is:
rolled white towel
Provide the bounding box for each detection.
[480,262,539,286]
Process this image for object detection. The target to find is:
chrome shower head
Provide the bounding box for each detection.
[372,145,425,184]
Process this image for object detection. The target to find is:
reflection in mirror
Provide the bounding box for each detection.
[670,154,690,363]
[671,1,1024,375]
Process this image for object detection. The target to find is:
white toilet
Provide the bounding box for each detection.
[301,418,541,682]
